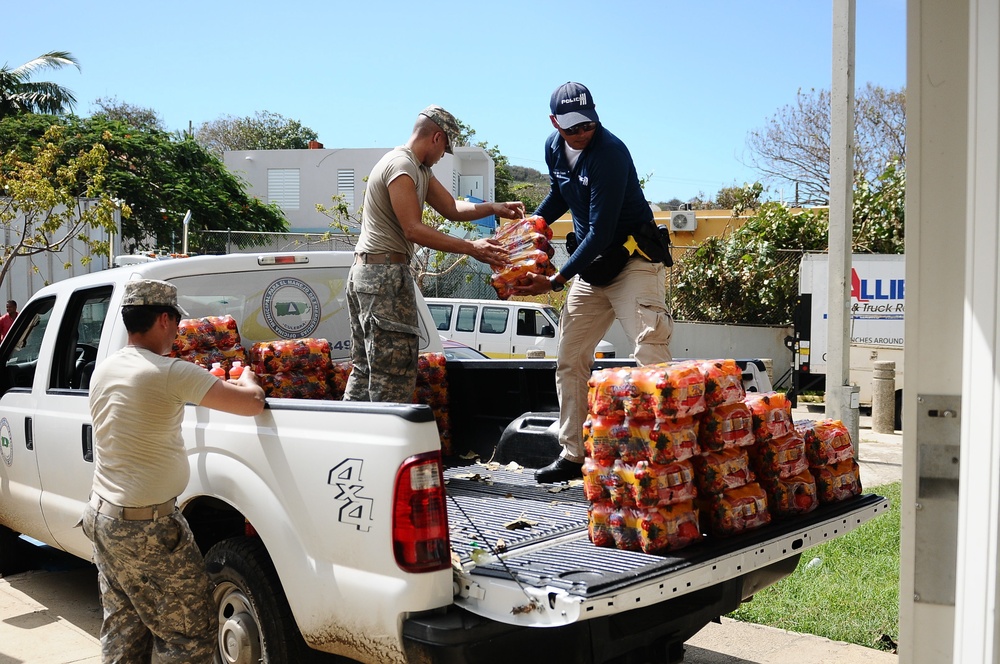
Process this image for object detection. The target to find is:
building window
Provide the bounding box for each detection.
[267,169,300,210]
[338,169,355,209]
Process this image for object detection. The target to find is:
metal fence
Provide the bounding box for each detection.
[193,230,804,326]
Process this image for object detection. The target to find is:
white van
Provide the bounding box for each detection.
[425,297,617,359]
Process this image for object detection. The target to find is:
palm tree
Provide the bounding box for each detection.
[0,51,81,119]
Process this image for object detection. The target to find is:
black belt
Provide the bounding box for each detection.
[355,252,409,265]
[90,494,176,521]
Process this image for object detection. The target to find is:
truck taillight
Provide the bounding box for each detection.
[392,452,450,573]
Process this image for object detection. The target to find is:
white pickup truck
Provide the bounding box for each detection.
[0,252,888,664]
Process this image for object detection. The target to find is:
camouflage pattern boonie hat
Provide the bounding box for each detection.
[419,105,460,154]
[121,279,189,317]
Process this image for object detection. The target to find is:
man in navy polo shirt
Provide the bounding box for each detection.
[515,82,674,484]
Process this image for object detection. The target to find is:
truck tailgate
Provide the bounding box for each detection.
[445,463,888,627]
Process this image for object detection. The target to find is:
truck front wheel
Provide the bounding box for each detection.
[206,537,312,664]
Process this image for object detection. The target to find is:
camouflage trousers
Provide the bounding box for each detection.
[81,503,217,664]
[343,262,420,403]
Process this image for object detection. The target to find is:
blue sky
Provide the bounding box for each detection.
[4,0,905,205]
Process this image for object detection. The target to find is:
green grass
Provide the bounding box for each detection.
[729,481,900,651]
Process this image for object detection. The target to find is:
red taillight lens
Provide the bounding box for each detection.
[393,452,450,572]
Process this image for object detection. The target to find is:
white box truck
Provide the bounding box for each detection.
[793,253,904,424]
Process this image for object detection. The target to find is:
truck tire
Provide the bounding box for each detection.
[206,537,313,664]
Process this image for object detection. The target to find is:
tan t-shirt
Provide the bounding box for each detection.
[89,346,219,507]
[355,146,432,258]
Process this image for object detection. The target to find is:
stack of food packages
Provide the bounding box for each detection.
[691,360,773,537]
[584,363,705,555]
[795,418,862,502]
[413,352,452,456]
[250,338,335,400]
[170,315,248,376]
[489,215,557,299]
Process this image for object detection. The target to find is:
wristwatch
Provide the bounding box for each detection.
[549,276,565,292]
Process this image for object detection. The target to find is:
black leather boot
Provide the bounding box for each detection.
[535,457,584,484]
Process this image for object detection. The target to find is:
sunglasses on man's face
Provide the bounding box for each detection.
[563,121,598,136]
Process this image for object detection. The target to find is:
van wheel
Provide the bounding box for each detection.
[206,537,312,664]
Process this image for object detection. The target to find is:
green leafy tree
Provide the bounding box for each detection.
[92,96,166,131]
[195,111,319,158]
[744,84,906,205]
[0,124,127,289]
[0,51,80,119]
[671,164,904,326]
[0,113,287,254]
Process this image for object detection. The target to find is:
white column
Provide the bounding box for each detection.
[826,0,859,443]
[954,0,1000,659]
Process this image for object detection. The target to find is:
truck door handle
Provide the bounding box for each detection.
[82,424,93,463]
[24,417,32,451]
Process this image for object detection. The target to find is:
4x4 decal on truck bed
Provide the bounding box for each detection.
[328,458,373,531]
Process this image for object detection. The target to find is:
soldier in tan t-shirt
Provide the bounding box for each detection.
[344,105,525,402]
[82,279,265,663]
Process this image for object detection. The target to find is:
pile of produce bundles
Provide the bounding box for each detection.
[489,215,556,300]
[170,315,248,377]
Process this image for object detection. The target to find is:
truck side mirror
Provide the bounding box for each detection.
[540,324,555,338]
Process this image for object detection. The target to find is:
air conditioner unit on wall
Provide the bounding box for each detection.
[670,210,698,231]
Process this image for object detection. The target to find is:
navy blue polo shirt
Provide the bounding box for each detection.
[534,125,653,281]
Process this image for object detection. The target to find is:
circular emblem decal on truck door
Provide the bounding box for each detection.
[0,418,12,466]
[262,277,322,339]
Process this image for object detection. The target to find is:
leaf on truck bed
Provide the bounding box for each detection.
[504,461,524,472]
[504,517,539,530]
[459,450,480,460]
[452,472,494,485]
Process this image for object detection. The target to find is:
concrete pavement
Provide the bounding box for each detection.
[0,405,901,664]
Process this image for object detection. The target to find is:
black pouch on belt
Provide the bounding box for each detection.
[566,231,632,286]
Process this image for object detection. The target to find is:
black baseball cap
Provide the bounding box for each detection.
[550,82,600,129]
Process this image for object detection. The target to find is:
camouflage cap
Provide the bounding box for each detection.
[419,105,460,154]
[121,279,189,317]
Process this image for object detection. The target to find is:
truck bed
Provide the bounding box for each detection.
[444,461,887,611]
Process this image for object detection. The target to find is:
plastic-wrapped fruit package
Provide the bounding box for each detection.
[796,418,855,467]
[584,414,629,464]
[761,469,819,516]
[582,458,616,503]
[608,506,641,551]
[173,345,248,377]
[627,459,698,509]
[749,430,809,482]
[609,460,636,508]
[250,338,333,375]
[746,392,795,442]
[694,359,746,408]
[490,216,557,300]
[260,369,333,400]
[588,501,616,548]
[692,447,755,494]
[628,361,706,419]
[636,501,701,554]
[587,367,634,419]
[698,401,755,452]
[328,361,353,400]
[173,315,241,354]
[626,415,700,465]
[699,482,772,537]
[811,459,863,503]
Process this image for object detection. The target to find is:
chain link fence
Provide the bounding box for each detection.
[192,230,803,326]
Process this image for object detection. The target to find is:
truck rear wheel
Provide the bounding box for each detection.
[206,537,312,664]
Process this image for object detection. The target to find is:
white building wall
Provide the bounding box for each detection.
[224,146,496,233]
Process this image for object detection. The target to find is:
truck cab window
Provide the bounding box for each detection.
[0,297,56,394]
[51,287,113,391]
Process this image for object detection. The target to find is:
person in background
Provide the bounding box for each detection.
[0,300,18,340]
[344,105,523,403]
[81,279,265,663]
[515,82,674,484]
